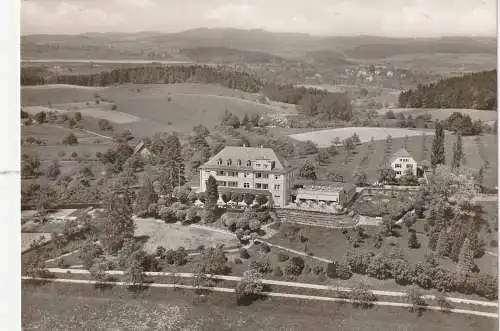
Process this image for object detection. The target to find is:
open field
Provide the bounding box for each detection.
[22,124,111,145]
[290,133,497,186]
[289,127,434,147]
[134,217,238,253]
[22,84,297,136]
[22,281,496,331]
[21,233,51,253]
[378,108,498,122]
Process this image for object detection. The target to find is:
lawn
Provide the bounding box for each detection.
[134,217,239,253]
[21,233,51,253]
[22,281,496,331]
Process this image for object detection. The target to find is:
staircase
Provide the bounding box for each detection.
[276,209,356,229]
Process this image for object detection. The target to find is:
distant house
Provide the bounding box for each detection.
[133,140,152,159]
[389,148,417,178]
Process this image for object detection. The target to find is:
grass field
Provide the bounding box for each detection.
[22,282,496,331]
[289,127,434,147]
[289,133,497,186]
[134,217,238,253]
[21,84,297,136]
[378,108,498,122]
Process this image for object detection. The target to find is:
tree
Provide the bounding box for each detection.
[451,131,463,170]
[134,174,157,216]
[235,268,264,304]
[98,119,113,131]
[351,133,361,145]
[199,246,228,275]
[353,169,368,187]
[193,124,210,137]
[125,257,145,286]
[350,282,377,309]
[79,239,103,270]
[205,175,219,207]
[327,144,338,156]
[241,113,249,126]
[220,108,232,124]
[436,229,449,257]
[377,163,396,184]
[62,133,79,145]
[408,231,420,249]
[74,112,82,121]
[36,185,56,216]
[316,149,329,165]
[299,161,316,181]
[431,122,445,168]
[21,154,40,178]
[34,111,46,124]
[285,256,305,278]
[227,114,241,128]
[46,160,61,180]
[457,238,475,274]
[406,285,426,312]
[343,137,355,154]
[385,110,396,119]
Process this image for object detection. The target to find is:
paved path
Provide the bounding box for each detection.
[45,268,497,308]
[22,276,498,319]
[81,129,113,140]
[485,251,498,257]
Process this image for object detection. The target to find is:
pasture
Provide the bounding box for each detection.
[134,217,238,253]
[289,127,434,147]
[378,108,498,122]
[21,84,297,136]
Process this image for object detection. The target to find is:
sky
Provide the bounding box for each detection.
[21,0,497,37]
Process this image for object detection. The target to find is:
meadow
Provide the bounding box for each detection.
[21,84,297,137]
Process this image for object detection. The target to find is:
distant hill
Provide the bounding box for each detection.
[399,70,497,110]
[179,47,286,64]
[21,28,497,61]
[303,50,353,66]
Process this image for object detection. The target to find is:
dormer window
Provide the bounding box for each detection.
[226,159,232,166]
[237,159,242,166]
[246,160,251,166]
[217,159,222,165]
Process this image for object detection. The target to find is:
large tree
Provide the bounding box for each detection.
[299,161,317,181]
[431,122,445,169]
[205,175,219,207]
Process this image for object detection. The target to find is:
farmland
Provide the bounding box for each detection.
[21,84,297,136]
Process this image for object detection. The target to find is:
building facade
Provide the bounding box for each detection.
[389,148,418,178]
[199,146,295,207]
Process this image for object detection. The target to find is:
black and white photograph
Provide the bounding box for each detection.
[18,0,498,329]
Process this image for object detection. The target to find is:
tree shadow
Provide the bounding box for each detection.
[236,293,268,306]
[134,235,150,246]
[127,283,150,295]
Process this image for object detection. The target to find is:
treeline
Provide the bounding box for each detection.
[399,70,497,110]
[262,83,353,121]
[20,65,262,93]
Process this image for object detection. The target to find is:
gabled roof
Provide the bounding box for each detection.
[200,146,288,170]
[389,148,414,163]
[133,140,145,155]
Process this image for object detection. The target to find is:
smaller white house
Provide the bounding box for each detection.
[389,148,417,178]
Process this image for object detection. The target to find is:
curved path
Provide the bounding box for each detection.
[45,268,498,308]
[22,276,497,319]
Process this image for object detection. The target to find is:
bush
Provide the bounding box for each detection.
[62,133,79,145]
[406,285,426,312]
[156,246,166,258]
[490,240,498,247]
[234,258,242,264]
[111,104,118,110]
[249,259,272,274]
[312,265,323,275]
[326,262,336,278]
[277,252,289,262]
[391,259,413,285]
[336,261,352,280]
[366,254,392,280]
[71,152,78,158]
[350,283,377,308]
[285,257,305,278]
[259,243,270,253]
[98,119,113,131]
[239,248,250,259]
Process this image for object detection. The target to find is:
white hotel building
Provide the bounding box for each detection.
[199,146,295,207]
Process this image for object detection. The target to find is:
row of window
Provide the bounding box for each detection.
[215,171,279,179]
[215,181,280,190]
[399,158,411,162]
[216,159,276,169]
[394,164,413,169]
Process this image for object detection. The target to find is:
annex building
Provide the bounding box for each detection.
[199,146,295,207]
[389,148,418,178]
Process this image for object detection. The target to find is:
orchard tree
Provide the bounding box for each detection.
[299,161,317,181]
[316,149,330,165]
[451,131,463,170]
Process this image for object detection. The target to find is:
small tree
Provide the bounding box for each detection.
[125,258,145,286]
[46,160,61,180]
[62,133,79,145]
[227,114,240,129]
[299,161,317,181]
[431,121,445,168]
[74,112,82,121]
[451,131,463,170]
[408,230,420,249]
[235,268,264,305]
[353,169,368,187]
[406,285,426,312]
[457,238,475,274]
[350,282,377,309]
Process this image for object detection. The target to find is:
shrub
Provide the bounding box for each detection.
[156,246,166,258]
[312,265,323,275]
[235,228,244,241]
[405,285,426,312]
[391,259,413,285]
[350,283,377,309]
[326,262,337,278]
[62,133,78,145]
[346,251,373,275]
[239,248,250,259]
[285,257,305,278]
[259,243,270,253]
[249,219,261,232]
[235,269,264,305]
[336,261,352,280]
[234,258,242,264]
[250,259,272,274]
[111,104,118,110]
[367,254,392,280]
[71,152,78,158]
[277,252,289,262]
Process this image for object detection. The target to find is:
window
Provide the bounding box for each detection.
[274,184,280,190]
[255,172,262,178]
[262,173,269,179]
[217,170,225,176]
[244,172,249,178]
[395,164,402,168]
[264,164,268,169]
[262,184,269,189]
[274,175,280,180]
[246,160,252,166]
[237,159,242,166]
[271,161,275,169]
[256,183,262,189]
[244,183,250,188]
[217,159,222,165]
[396,171,401,175]
[217,181,227,186]
[228,181,238,187]
[226,159,232,166]
[228,171,237,177]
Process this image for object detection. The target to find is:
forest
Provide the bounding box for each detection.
[398,70,497,110]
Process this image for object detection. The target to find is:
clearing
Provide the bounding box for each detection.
[134,217,238,253]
